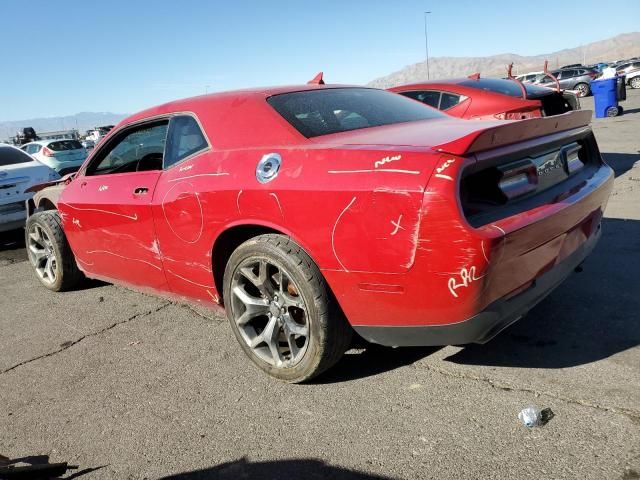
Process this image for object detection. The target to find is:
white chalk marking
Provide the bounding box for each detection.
[161,183,204,244]
[374,154,402,169]
[86,250,162,270]
[236,189,243,213]
[166,269,215,289]
[168,172,229,182]
[72,218,82,228]
[390,214,404,235]
[434,174,453,181]
[448,266,486,298]
[331,196,357,272]
[61,203,138,221]
[328,169,420,175]
[270,192,284,218]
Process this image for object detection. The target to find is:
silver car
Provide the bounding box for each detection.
[534,68,599,97]
[0,144,60,232]
[21,139,87,175]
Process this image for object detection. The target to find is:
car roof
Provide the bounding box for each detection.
[111,84,374,150]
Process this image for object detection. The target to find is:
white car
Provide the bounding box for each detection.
[0,144,60,232]
[626,69,640,89]
[515,71,543,83]
[21,139,87,176]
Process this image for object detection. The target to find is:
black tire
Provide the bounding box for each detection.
[575,82,590,97]
[223,234,352,383]
[25,211,83,291]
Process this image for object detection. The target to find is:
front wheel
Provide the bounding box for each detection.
[575,82,590,97]
[26,211,83,291]
[630,77,640,89]
[223,234,352,383]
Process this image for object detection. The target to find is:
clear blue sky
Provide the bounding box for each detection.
[1,0,638,121]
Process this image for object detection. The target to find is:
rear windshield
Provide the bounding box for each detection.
[0,145,33,166]
[267,88,444,138]
[459,78,552,98]
[49,140,83,151]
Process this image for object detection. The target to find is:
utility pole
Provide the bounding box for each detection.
[424,11,432,80]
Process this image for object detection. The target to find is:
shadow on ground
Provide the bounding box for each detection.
[316,345,441,384]
[602,152,640,178]
[446,217,640,369]
[160,458,396,480]
[0,453,104,479]
[0,228,26,265]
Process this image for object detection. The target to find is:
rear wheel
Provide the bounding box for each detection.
[26,211,83,291]
[630,77,640,89]
[575,82,590,97]
[223,234,352,382]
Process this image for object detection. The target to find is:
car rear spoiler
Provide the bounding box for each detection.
[433,109,592,156]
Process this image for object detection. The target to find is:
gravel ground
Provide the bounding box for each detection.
[1,90,639,480]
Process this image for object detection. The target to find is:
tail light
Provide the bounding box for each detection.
[494,110,542,120]
[42,147,54,157]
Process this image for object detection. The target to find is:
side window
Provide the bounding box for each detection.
[164,115,208,168]
[440,93,463,110]
[86,121,168,176]
[401,90,441,109]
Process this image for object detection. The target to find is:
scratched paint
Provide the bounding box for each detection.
[161,182,204,244]
[331,196,357,272]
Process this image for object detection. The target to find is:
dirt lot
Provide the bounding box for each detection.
[1,91,639,480]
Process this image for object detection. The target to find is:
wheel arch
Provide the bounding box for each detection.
[211,221,324,302]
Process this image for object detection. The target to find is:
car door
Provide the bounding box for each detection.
[59,119,170,291]
[150,114,217,302]
[558,70,576,89]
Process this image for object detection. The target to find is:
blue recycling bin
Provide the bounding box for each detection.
[591,77,621,117]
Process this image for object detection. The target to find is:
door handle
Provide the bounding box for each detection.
[133,187,149,195]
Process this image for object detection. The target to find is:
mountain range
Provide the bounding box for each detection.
[368,32,640,88]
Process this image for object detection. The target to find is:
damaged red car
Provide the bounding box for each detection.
[389,76,580,120]
[26,81,613,382]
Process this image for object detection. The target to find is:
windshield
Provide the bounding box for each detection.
[267,87,445,138]
[459,78,553,98]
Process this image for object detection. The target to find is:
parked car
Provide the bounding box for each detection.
[560,63,583,69]
[389,77,579,120]
[626,69,640,89]
[534,68,599,97]
[25,83,613,382]
[0,144,59,232]
[81,139,96,150]
[21,139,88,175]
[515,71,542,83]
[615,61,640,76]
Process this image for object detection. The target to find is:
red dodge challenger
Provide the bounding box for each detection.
[389,76,579,120]
[26,82,613,382]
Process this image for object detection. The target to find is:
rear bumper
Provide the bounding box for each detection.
[354,222,601,347]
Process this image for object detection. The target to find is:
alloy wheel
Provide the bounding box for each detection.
[27,224,58,286]
[576,83,589,97]
[230,258,310,368]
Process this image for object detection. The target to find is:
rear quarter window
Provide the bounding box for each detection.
[49,140,84,151]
